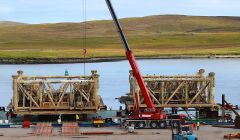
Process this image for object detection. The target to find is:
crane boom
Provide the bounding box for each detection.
[105,0,155,110]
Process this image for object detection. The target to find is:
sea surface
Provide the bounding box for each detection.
[0,58,239,109]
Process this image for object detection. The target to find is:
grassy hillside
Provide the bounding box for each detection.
[0,15,240,59]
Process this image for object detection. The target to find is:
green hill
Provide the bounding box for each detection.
[0,15,240,59]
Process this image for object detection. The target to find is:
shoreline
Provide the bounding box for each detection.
[0,55,240,64]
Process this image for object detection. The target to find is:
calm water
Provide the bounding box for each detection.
[0,59,239,109]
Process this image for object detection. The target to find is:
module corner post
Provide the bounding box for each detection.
[92,70,100,108]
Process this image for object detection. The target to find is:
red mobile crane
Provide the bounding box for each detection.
[105,0,167,129]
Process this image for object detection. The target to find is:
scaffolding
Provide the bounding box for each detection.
[11,70,102,115]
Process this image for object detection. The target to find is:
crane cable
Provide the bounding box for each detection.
[82,0,87,76]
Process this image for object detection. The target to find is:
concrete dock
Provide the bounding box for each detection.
[0,125,239,140]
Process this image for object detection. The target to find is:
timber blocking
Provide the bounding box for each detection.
[11,70,102,115]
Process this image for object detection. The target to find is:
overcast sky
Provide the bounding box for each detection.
[0,0,240,24]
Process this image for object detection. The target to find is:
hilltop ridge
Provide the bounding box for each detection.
[0,15,240,62]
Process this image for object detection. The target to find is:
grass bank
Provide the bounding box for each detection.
[0,15,240,61]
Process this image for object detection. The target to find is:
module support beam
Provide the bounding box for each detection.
[189,82,210,104]
[164,82,185,105]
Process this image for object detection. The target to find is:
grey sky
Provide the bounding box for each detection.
[0,0,239,24]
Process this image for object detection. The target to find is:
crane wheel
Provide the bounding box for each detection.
[137,121,146,129]
[150,121,159,129]
[129,122,137,128]
[159,121,167,129]
[171,121,179,128]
